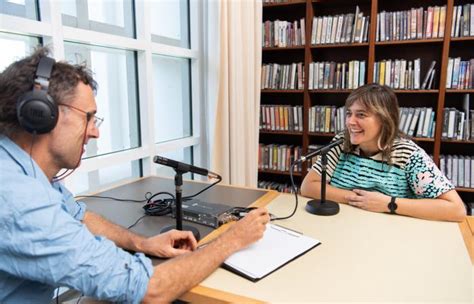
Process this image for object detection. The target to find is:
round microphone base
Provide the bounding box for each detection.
[305,199,340,216]
[160,224,201,241]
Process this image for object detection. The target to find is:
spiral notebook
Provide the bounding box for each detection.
[222,224,321,282]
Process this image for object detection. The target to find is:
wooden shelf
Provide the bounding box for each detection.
[456,187,474,193]
[309,89,352,93]
[261,0,473,200]
[261,89,304,93]
[309,89,439,94]
[441,139,474,144]
[445,89,474,93]
[258,169,302,176]
[263,46,305,51]
[375,38,444,46]
[311,42,368,48]
[260,130,303,135]
[263,0,306,7]
[308,132,336,137]
[412,137,435,142]
[450,36,474,42]
[392,90,439,93]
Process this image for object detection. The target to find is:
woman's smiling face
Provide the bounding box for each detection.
[345,100,382,155]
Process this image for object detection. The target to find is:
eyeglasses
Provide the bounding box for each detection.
[58,103,104,129]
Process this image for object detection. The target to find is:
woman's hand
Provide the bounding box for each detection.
[345,189,391,213]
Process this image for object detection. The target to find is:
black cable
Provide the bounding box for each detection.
[142,191,175,216]
[29,132,37,179]
[270,161,299,221]
[74,192,152,203]
[182,175,222,200]
[75,294,83,304]
[127,215,148,230]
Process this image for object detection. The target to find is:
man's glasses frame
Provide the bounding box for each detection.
[58,103,104,129]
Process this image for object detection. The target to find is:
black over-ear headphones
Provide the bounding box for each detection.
[16,56,58,134]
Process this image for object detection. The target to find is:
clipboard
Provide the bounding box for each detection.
[222,224,321,282]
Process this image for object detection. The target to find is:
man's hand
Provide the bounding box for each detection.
[346,189,390,213]
[139,230,198,258]
[223,208,270,250]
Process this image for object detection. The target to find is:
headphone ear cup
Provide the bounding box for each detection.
[16,91,58,134]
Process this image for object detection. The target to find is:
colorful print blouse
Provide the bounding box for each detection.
[312,134,454,199]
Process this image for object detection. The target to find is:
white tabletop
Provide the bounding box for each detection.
[200,194,473,303]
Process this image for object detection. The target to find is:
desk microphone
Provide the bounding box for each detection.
[297,137,343,216]
[153,156,220,179]
[295,138,344,163]
[153,156,222,241]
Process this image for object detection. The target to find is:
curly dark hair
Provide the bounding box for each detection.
[0,46,97,137]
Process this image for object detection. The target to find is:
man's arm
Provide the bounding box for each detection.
[82,211,197,257]
[142,208,270,303]
[82,211,144,251]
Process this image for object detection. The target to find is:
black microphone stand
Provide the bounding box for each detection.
[305,145,340,216]
[160,169,201,241]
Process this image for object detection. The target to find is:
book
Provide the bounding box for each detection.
[222,224,321,281]
[432,6,440,38]
[439,6,446,38]
[427,69,435,90]
[421,61,436,89]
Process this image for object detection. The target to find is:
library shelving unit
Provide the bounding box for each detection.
[260,0,474,206]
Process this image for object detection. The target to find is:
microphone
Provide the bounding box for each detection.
[297,138,344,163]
[297,137,344,216]
[153,155,220,179]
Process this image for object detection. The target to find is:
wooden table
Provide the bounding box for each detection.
[84,177,473,303]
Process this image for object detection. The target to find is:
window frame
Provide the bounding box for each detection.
[0,0,207,192]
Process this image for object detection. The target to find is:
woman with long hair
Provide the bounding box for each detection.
[301,83,466,222]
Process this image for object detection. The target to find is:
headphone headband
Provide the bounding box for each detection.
[34,56,55,90]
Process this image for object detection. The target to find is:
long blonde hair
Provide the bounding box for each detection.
[343,83,401,162]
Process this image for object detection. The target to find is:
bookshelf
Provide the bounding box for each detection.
[260,0,474,206]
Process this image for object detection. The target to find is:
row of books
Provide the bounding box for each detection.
[261,58,473,91]
[451,4,474,38]
[376,6,446,42]
[446,58,474,90]
[373,59,436,90]
[308,60,366,90]
[259,105,304,132]
[258,144,303,173]
[399,107,436,138]
[261,63,304,90]
[442,95,473,141]
[310,6,369,45]
[308,105,345,134]
[440,155,474,188]
[262,19,305,48]
[441,107,473,140]
[258,180,296,194]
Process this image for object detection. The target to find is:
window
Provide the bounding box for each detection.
[153,55,192,143]
[150,0,189,48]
[0,0,39,20]
[69,160,142,194]
[1,0,204,194]
[0,32,40,71]
[64,43,140,158]
[61,0,135,38]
